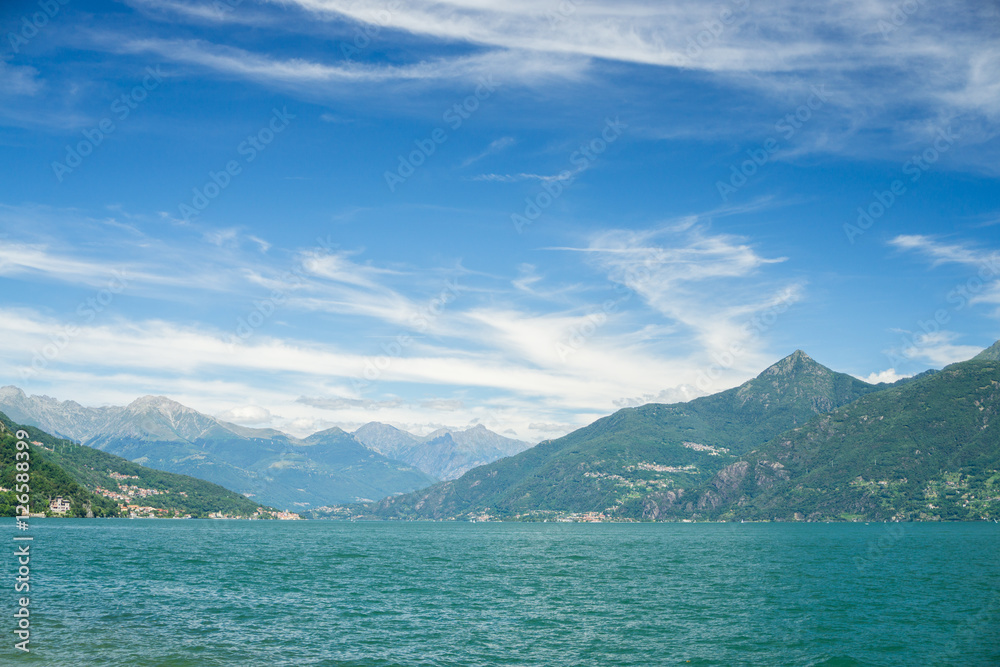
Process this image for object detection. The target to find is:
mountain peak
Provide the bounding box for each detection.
[123,396,200,421]
[727,348,877,419]
[0,386,26,399]
[760,349,821,377]
[973,339,1000,361]
[127,395,185,409]
[310,426,347,438]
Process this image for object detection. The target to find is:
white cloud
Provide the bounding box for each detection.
[420,398,465,411]
[116,36,583,88]
[0,206,460,338]
[216,405,273,425]
[557,218,803,374]
[0,242,130,287]
[528,422,573,433]
[0,62,42,97]
[889,235,991,267]
[272,0,999,116]
[898,330,984,367]
[275,0,727,69]
[298,396,404,411]
[462,136,516,166]
[203,227,241,247]
[319,112,353,123]
[861,368,910,384]
[511,263,542,294]
[474,171,576,183]
[248,236,272,253]
[299,249,402,289]
[50,0,989,170]
[202,227,271,253]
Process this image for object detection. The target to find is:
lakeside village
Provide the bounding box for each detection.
[32,476,303,520]
[88,471,301,520]
[19,482,302,519]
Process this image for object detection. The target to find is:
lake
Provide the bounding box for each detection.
[3,520,998,665]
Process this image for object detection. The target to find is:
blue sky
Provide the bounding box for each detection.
[0,0,998,439]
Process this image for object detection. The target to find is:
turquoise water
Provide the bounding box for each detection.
[2,520,998,666]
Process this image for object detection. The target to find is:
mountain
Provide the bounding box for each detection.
[0,410,281,518]
[363,350,883,520]
[0,390,436,510]
[0,418,120,518]
[682,346,1000,521]
[0,386,115,442]
[353,422,422,464]
[974,339,1000,361]
[354,422,532,480]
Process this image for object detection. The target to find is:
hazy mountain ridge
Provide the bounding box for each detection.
[0,389,528,509]
[0,390,435,510]
[354,422,532,480]
[0,386,116,442]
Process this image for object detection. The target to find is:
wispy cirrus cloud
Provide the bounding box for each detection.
[39,0,993,172]
[113,36,585,89]
[274,0,999,109]
[124,0,274,25]
[0,61,43,97]
[553,216,804,373]
[461,136,516,166]
[245,0,999,168]
[889,234,1000,268]
[473,171,574,183]
[889,234,1000,314]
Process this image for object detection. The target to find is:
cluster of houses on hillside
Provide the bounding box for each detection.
[94,476,171,504]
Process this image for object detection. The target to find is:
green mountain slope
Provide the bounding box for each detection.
[0,423,120,518]
[364,350,882,520]
[686,352,1000,521]
[974,339,1000,361]
[0,412,277,518]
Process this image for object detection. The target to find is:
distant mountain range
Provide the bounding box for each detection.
[360,343,1000,522]
[354,422,530,480]
[0,388,528,510]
